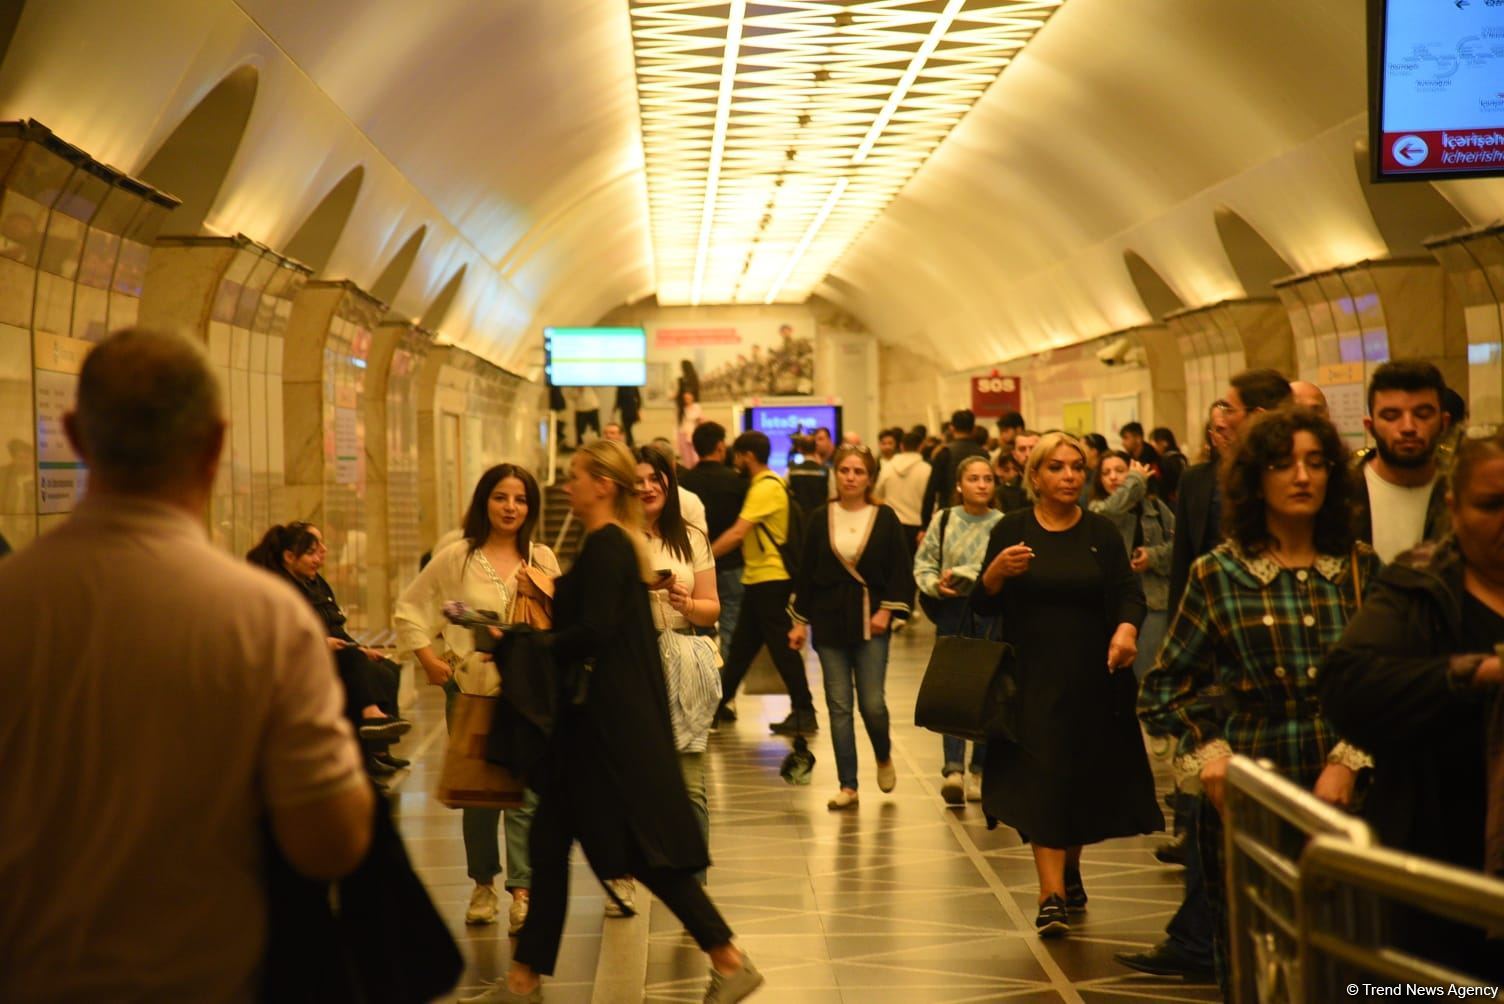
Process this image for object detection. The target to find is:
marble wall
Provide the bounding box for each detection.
[366,319,433,626]
[1166,299,1293,445]
[0,120,175,545]
[140,235,310,556]
[284,280,386,634]
[1427,227,1504,434]
[417,346,546,553]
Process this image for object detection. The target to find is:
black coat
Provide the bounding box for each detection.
[790,503,915,647]
[1319,537,1492,869]
[922,439,990,526]
[1168,459,1221,612]
[542,523,708,876]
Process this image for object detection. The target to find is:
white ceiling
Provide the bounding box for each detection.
[2,0,1502,374]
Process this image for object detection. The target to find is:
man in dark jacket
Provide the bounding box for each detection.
[921,409,989,526]
[679,422,748,666]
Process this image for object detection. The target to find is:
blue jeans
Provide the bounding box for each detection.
[930,598,993,774]
[815,635,892,791]
[715,567,745,668]
[444,681,538,887]
[680,751,708,886]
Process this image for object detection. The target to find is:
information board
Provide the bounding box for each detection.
[1370,0,1504,180]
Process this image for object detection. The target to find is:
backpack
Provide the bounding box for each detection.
[755,475,806,578]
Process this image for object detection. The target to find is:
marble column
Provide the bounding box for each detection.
[1427,227,1504,433]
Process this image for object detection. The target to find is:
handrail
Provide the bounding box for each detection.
[1298,837,1504,996]
[552,506,575,555]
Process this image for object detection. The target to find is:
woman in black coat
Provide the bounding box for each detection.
[494,440,763,1004]
[973,432,1160,939]
[788,444,914,810]
[1320,433,1504,982]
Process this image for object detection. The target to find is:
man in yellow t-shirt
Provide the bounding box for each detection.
[711,431,818,735]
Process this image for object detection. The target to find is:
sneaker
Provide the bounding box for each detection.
[357,716,412,742]
[827,789,859,811]
[876,760,897,793]
[458,981,542,1003]
[940,772,964,806]
[703,952,764,1003]
[466,884,500,926]
[1064,867,1087,912]
[508,893,529,935]
[965,771,983,802]
[603,877,635,917]
[1035,894,1070,938]
[769,712,817,736]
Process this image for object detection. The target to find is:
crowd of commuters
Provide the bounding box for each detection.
[4,324,1502,1001]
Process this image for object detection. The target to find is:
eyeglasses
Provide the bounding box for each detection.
[1264,455,1331,474]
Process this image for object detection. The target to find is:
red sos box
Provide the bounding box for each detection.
[971,375,1021,419]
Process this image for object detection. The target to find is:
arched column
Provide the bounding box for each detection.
[366,319,433,626]
[1427,224,1504,432]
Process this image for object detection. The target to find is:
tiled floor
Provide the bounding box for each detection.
[388,618,1223,1003]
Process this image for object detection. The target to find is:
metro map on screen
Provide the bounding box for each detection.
[1378,0,1504,177]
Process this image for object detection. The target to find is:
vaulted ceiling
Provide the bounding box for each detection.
[2,0,1501,375]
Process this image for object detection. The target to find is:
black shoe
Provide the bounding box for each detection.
[1114,940,1215,981]
[1035,895,1070,938]
[358,716,412,742]
[365,753,398,778]
[375,752,410,770]
[769,713,818,736]
[1154,832,1189,867]
[712,704,736,730]
[1064,867,1087,912]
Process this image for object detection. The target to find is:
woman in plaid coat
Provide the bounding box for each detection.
[1138,407,1380,982]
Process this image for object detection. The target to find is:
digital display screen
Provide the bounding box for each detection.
[742,404,841,477]
[1370,0,1504,180]
[544,327,647,387]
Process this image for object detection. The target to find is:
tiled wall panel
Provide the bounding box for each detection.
[1428,227,1504,434]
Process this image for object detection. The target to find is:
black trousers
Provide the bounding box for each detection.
[335,647,399,722]
[719,578,815,715]
[574,409,600,445]
[515,784,734,975]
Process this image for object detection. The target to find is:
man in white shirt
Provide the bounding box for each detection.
[874,428,932,555]
[1354,360,1451,562]
[0,329,372,1003]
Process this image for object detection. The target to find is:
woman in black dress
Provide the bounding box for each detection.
[973,431,1161,938]
[487,440,762,1004]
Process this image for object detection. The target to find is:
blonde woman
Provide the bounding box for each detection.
[973,432,1160,939]
[483,440,762,1004]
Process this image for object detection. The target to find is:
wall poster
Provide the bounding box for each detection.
[649,319,815,403]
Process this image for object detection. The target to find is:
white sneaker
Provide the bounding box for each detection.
[940,772,964,806]
[965,771,983,802]
[465,883,500,926]
[508,892,529,935]
[876,760,897,793]
[603,877,635,917]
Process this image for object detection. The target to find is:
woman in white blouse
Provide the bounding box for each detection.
[395,464,561,936]
[633,446,722,891]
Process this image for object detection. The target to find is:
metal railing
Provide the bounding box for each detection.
[1298,837,1504,998]
[1223,755,1374,1004]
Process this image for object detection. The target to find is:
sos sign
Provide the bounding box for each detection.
[970,375,1021,418]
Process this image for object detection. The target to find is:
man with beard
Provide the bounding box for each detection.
[1353,360,1451,562]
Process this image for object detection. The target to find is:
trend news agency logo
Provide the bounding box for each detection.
[1392,134,1430,168]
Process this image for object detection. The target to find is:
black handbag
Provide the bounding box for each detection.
[913,616,1020,743]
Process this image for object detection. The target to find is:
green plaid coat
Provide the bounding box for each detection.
[1138,540,1381,788]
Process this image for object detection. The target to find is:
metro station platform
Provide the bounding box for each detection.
[387,620,1221,1004]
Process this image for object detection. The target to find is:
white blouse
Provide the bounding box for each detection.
[395,540,562,696]
[830,503,877,565]
[645,524,715,632]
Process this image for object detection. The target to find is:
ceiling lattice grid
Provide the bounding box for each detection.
[628,0,1065,305]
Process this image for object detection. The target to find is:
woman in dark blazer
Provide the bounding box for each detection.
[973,432,1159,939]
[789,444,914,811]
[491,439,763,1004]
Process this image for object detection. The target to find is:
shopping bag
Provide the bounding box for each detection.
[438,693,526,809]
[913,634,1019,744]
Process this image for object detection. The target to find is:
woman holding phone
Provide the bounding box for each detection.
[395,464,560,935]
[973,432,1160,938]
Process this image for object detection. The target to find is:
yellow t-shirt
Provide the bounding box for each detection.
[739,469,791,584]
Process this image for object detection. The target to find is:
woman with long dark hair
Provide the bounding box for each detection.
[395,464,560,934]
[248,522,410,777]
[1139,407,1379,981]
[788,444,914,811]
[973,432,1160,938]
[635,446,722,890]
[483,440,761,1004]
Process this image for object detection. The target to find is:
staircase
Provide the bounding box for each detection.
[540,484,584,568]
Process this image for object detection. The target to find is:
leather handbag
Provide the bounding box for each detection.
[913,619,1019,743]
[437,692,527,809]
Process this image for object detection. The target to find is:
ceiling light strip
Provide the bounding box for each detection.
[764,177,849,304]
[689,0,747,306]
[850,0,967,165]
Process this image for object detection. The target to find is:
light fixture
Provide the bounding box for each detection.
[630,1,1066,307]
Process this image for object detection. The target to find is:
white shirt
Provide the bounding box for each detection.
[874,452,931,527]
[395,540,562,695]
[1365,464,1436,563]
[646,524,715,631]
[831,503,877,564]
[678,485,709,537]
[0,496,363,1003]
